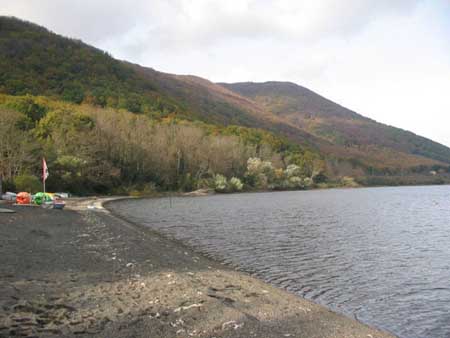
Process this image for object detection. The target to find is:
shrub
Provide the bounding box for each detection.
[197,177,214,190]
[62,84,85,104]
[341,176,359,187]
[288,176,304,189]
[128,182,157,197]
[6,96,47,122]
[303,177,314,188]
[214,174,228,192]
[255,173,269,189]
[14,174,41,193]
[312,171,328,183]
[285,164,301,178]
[245,157,274,189]
[228,177,243,192]
[246,157,262,174]
[179,173,196,192]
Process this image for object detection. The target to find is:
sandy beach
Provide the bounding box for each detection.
[0,199,395,338]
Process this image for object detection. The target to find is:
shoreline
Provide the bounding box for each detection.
[105,197,398,337]
[0,198,396,337]
[116,181,450,199]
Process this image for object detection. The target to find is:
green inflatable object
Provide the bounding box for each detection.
[34,192,53,205]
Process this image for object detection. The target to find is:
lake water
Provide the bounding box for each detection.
[113,186,450,338]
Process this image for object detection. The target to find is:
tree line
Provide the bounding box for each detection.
[0,94,327,195]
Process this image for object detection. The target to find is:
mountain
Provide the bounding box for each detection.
[0,16,319,148]
[130,66,324,148]
[1,16,449,185]
[220,82,450,170]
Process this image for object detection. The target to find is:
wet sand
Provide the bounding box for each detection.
[0,200,395,338]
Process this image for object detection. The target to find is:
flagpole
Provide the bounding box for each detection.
[42,158,46,194]
[42,158,49,195]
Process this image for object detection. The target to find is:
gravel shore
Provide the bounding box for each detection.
[0,201,395,338]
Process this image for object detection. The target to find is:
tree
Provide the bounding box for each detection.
[62,84,85,104]
[124,94,142,113]
[0,108,36,181]
[14,174,41,193]
[4,95,47,122]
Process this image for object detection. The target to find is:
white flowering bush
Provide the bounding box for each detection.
[261,160,273,173]
[261,161,275,181]
[284,164,301,178]
[303,177,314,188]
[245,157,275,189]
[244,157,313,191]
[228,177,243,191]
[247,157,262,174]
[214,174,228,192]
[288,176,304,189]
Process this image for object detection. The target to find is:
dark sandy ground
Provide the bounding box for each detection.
[0,200,395,338]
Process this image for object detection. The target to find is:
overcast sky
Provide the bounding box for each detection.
[2,0,450,146]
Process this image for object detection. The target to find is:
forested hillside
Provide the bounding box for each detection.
[0,17,184,116]
[0,94,327,194]
[221,82,450,165]
[0,16,449,194]
[0,17,320,147]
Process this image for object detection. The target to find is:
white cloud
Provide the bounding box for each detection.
[1,0,449,146]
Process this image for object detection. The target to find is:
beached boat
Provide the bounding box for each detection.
[53,201,65,209]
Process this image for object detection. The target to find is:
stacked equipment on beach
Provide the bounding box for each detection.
[9,192,66,209]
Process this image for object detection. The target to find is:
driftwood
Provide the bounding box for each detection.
[183,189,214,197]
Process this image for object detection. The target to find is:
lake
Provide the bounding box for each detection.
[113,186,450,338]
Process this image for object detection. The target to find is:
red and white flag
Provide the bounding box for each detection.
[42,158,49,181]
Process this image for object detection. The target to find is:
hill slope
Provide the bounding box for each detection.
[128,65,323,147]
[0,16,321,149]
[220,82,450,168]
[1,16,449,182]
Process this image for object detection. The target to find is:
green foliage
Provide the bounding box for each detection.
[245,158,276,189]
[62,83,84,104]
[36,110,94,140]
[1,95,47,122]
[1,93,448,194]
[214,175,228,192]
[124,93,142,113]
[178,174,196,192]
[2,17,449,190]
[312,171,328,184]
[242,158,319,191]
[224,81,450,168]
[355,175,450,187]
[0,107,37,181]
[213,176,244,193]
[285,164,302,178]
[0,17,180,116]
[0,94,323,194]
[340,176,359,188]
[126,183,157,197]
[228,177,243,192]
[14,174,41,193]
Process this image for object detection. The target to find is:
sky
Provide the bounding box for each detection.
[2,0,450,147]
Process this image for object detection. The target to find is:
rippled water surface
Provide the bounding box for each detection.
[113,186,450,338]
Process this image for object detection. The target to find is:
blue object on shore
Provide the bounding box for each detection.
[53,202,65,210]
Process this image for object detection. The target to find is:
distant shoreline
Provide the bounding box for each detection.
[107,181,450,199]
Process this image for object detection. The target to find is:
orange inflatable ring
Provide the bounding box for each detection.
[16,192,31,205]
